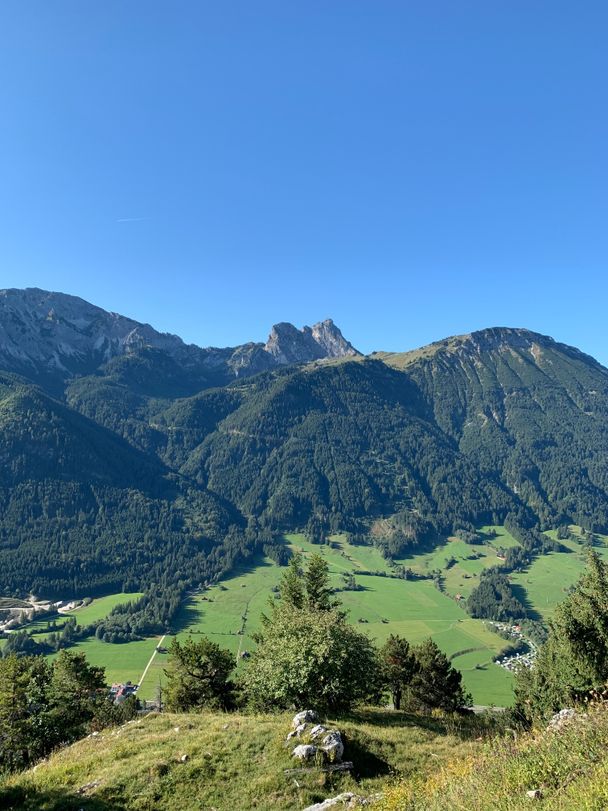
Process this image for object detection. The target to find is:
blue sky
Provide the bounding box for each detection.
[1,2,607,361]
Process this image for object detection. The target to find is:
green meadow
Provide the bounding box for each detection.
[398,525,608,623]
[122,526,608,703]
[398,525,520,600]
[3,593,155,686]
[7,526,604,707]
[510,528,608,620]
[22,592,143,637]
[48,635,160,686]
[137,534,514,705]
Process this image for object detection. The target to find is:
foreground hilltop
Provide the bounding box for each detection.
[0,708,493,810]
[2,703,608,810]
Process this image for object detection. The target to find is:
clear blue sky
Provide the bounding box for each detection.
[1,2,607,361]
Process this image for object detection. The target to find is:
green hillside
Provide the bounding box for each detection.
[380,703,608,810]
[4,702,608,811]
[4,322,608,710]
[0,709,492,811]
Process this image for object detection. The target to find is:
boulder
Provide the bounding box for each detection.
[547,708,576,731]
[286,721,311,742]
[321,731,344,762]
[292,710,319,728]
[292,744,318,761]
[303,793,370,810]
[309,724,328,740]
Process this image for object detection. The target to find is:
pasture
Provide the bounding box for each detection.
[138,533,514,705]
[2,592,154,686]
[48,635,160,686]
[22,592,143,638]
[12,525,604,707]
[510,528,608,619]
[398,526,520,600]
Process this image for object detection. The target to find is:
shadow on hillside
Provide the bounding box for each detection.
[171,553,276,633]
[341,708,446,731]
[220,552,275,579]
[509,583,542,621]
[345,735,392,780]
[172,598,204,632]
[339,709,498,741]
[398,535,448,562]
[0,785,125,811]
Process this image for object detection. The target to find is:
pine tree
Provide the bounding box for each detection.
[515,550,608,719]
[411,638,471,712]
[164,636,235,711]
[304,553,336,611]
[380,635,418,710]
[279,552,305,608]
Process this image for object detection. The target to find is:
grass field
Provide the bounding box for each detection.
[138,534,514,705]
[2,592,155,686]
[48,635,160,686]
[510,527,608,620]
[9,525,602,707]
[22,592,143,638]
[87,526,608,702]
[47,593,156,686]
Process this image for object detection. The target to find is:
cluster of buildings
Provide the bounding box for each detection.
[110,681,138,704]
[489,621,538,671]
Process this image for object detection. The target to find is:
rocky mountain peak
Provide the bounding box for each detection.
[264,319,360,365]
[0,287,185,380]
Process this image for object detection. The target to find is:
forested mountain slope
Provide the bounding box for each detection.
[1,289,608,601]
[380,328,608,528]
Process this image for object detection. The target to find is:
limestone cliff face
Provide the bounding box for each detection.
[0,288,360,390]
[264,319,360,365]
[0,287,185,379]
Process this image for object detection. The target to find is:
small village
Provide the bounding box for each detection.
[0,598,84,634]
[489,621,538,672]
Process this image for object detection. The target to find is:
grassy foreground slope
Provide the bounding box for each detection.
[0,709,487,811]
[379,703,608,810]
[138,534,514,705]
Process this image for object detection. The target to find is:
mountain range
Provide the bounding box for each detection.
[1,287,608,600]
[0,288,358,394]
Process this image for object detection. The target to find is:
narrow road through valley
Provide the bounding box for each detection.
[138,634,166,691]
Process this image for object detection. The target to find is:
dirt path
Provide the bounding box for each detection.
[138,634,166,690]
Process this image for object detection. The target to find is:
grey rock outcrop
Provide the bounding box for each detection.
[321,730,344,761]
[292,744,318,761]
[303,793,374,810]
[292,710,319,728]
[547,708,576,731]
[289,712,345,765]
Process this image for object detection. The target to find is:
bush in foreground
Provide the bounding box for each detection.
[243,603,380,712]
